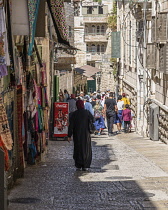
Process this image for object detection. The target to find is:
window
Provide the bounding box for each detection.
[89,88,93,93]
[69,26,72,37]
[87,6,92,14]
[97,26,100,34]
[74,3,79,16]
[85,25,88,35]
[97,45,100,54]
[92,25,96,34]
[86,44,89,53]
[101,25,105,35]
[98,6,103,14]
[91,44,96,54]
[101,45,105,53]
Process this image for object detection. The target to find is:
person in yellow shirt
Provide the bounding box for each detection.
[121,93,130,109]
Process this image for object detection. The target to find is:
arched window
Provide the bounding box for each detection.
[98,6,103,14]
[91,44,96,54]
[87,6,92,14]
[97,45,100,54]
[86,44,89,53]
[101,25,105,35]
[101,45,105,53]
[97,26,100,34]
[85,25,88,35]
[92,25,95,34]
[69,26,72,37]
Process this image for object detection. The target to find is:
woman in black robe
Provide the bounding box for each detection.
[68,100,94,171]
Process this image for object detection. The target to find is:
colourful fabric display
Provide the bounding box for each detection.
[0,6,10,78]
[0,100,13,150]
[41,63,47,86]
[0,136,9,171]
[47,0,70,46]
[43,108,49,131]
[27,0,40,55]
[37,104,43,133]
[44,87,49,107]
[41,88,45,108]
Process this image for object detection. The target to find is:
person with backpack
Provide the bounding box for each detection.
[104,92,118,136]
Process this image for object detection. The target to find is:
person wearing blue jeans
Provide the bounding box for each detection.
[104,92,118,136]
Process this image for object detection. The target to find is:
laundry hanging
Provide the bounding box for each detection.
[27,0,40,56]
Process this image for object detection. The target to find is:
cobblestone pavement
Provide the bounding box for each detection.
[8,129,168,210]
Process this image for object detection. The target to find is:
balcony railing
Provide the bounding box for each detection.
[83,15,107,23]
[85,31,106,36]
[86,48,105,55]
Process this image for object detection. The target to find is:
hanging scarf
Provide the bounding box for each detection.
[0,6,10,78]
[27,0,40,55]
[0,100,13,150]
[0,136,9,171]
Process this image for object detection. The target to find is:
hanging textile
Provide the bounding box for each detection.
[47,0,70,46]
[6,0,15,70]
[37,104,43,133]
[3,90,14,137]
[44,87,49,107]
[27,0,40,56]
[0,99,13,150]
[0,6,10,78]
[16,85,24,167]
[41,63,47,86]
[43,108,49,131]
[0,136,9,171]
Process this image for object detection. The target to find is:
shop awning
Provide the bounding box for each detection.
[74,65,101,77]
[47,0,70,47]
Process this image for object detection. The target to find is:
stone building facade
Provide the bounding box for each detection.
[117,0,168,143]
[54,1,76,96]
[73,0,115,93]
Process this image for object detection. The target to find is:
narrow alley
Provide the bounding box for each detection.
[8,130,168,210]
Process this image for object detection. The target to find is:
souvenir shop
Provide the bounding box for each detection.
[0,0,50,187]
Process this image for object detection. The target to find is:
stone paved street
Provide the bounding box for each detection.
[8,130,168,210]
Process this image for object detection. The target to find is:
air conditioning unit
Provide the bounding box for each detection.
[149,103,159,140]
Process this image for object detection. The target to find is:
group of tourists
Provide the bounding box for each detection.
[59,89,134,171]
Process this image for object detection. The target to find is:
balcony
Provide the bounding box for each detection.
[86,52,105,61]
[85,32,108,42]
[83,15,107,23]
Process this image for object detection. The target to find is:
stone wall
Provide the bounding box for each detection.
[155,74,168,107]
[158,106,168,144]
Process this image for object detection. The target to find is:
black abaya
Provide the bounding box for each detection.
[68,109,93,168]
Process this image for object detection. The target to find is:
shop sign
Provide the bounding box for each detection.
[111,31,121,58]
[54,102,69,137]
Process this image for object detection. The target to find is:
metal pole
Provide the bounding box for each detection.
[0,148,7,210]
[143,0,147,136]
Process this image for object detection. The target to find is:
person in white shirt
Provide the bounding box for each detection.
[116,95,124,133]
